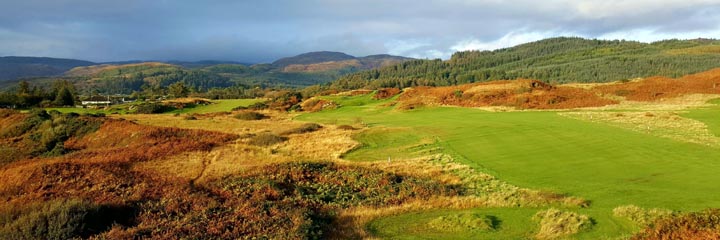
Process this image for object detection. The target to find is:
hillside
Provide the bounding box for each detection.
[200,52,411,88]
[0,56,95,81]
[273,51,411,73]
[330,37,720,90]
[68,62,234,94]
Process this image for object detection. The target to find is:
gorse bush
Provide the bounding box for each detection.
[134,103,175,114]
[0,110,103,163]
[281,123,322,135]
[233,111,267,120]
[248,132,288,146]
[0,199,133,240]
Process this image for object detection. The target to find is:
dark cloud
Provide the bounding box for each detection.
[0,0,718,62]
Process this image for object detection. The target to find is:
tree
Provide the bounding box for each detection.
[168,82,189,98]
[53,87,75,106]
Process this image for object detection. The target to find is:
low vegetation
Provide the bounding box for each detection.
[613,205,674,227]
[632,209,720,240]
[281,122,322,135]
[533,208,593,239]
[427,213,497,232]
[233,111,267,120]
[247,132,288,146]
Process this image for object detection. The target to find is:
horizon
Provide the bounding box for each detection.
[1,0,719,63]
[2,36,719,64]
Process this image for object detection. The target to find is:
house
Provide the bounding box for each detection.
[81,96,112,106]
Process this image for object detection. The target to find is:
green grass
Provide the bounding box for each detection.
[369,208,539,240]
[167,99,262,114]
[682,98,720,137]
[44,106,130,115]
[297,96,720,239]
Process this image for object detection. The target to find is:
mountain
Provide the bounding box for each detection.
[202,52,412,88]
[2,52,412,92]
[0,56,95,81]
[329,37,720,90]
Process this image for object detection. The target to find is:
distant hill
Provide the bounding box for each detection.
[0,56,95,81]
[201,52,412,88]
[329,37,720,90]
[272,51,411,73]
[3,52,412,92]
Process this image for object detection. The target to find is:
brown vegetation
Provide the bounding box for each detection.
[397,79,617,110]
[594,68,720,101]
[300,98,338,112]
[373,87,401,99]
[632,209,720,240]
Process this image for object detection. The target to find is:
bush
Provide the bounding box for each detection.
[337,125,356,130]
[0,200,134,240]
[533,208,593,239]
[633,209,720,240]
[234,111,267,120]
[281,123,322,135]
[135,103,174,114]
[248,133,288,146]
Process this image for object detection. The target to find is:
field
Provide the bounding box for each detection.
[296,92,720,239]
[42,99,261,115]
[3,73,720,239]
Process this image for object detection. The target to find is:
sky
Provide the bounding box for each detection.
[1,0,719,63]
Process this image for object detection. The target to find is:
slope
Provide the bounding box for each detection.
[330,37,720,90]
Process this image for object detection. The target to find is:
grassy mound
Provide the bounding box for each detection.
[613,205,674,227]
[427,213,497,232]
[533,208,593,239]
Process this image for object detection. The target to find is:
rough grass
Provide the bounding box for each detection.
[613,205,674,227]
[427,213,497,232]
[533,208,593,239]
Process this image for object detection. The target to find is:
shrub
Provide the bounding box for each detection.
[533,208,593,239]
[135,103,174,114]
[281,123,322,135]
[248,133,288,146]
[632,209,720,240]
[0,199,134,240]
[613,205,674,227]
[234,111,267,120]
[337,125,356,130]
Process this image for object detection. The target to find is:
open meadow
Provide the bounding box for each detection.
[296,90,720,239]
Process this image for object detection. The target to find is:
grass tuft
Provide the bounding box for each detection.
[533,208,593,239]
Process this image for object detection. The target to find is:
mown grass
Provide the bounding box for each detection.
[168,99,262,114]
[297,94,720,239]
[683,98,720,137]
[368,208,539,240]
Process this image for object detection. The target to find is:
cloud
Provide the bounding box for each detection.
[0,0,718,62]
